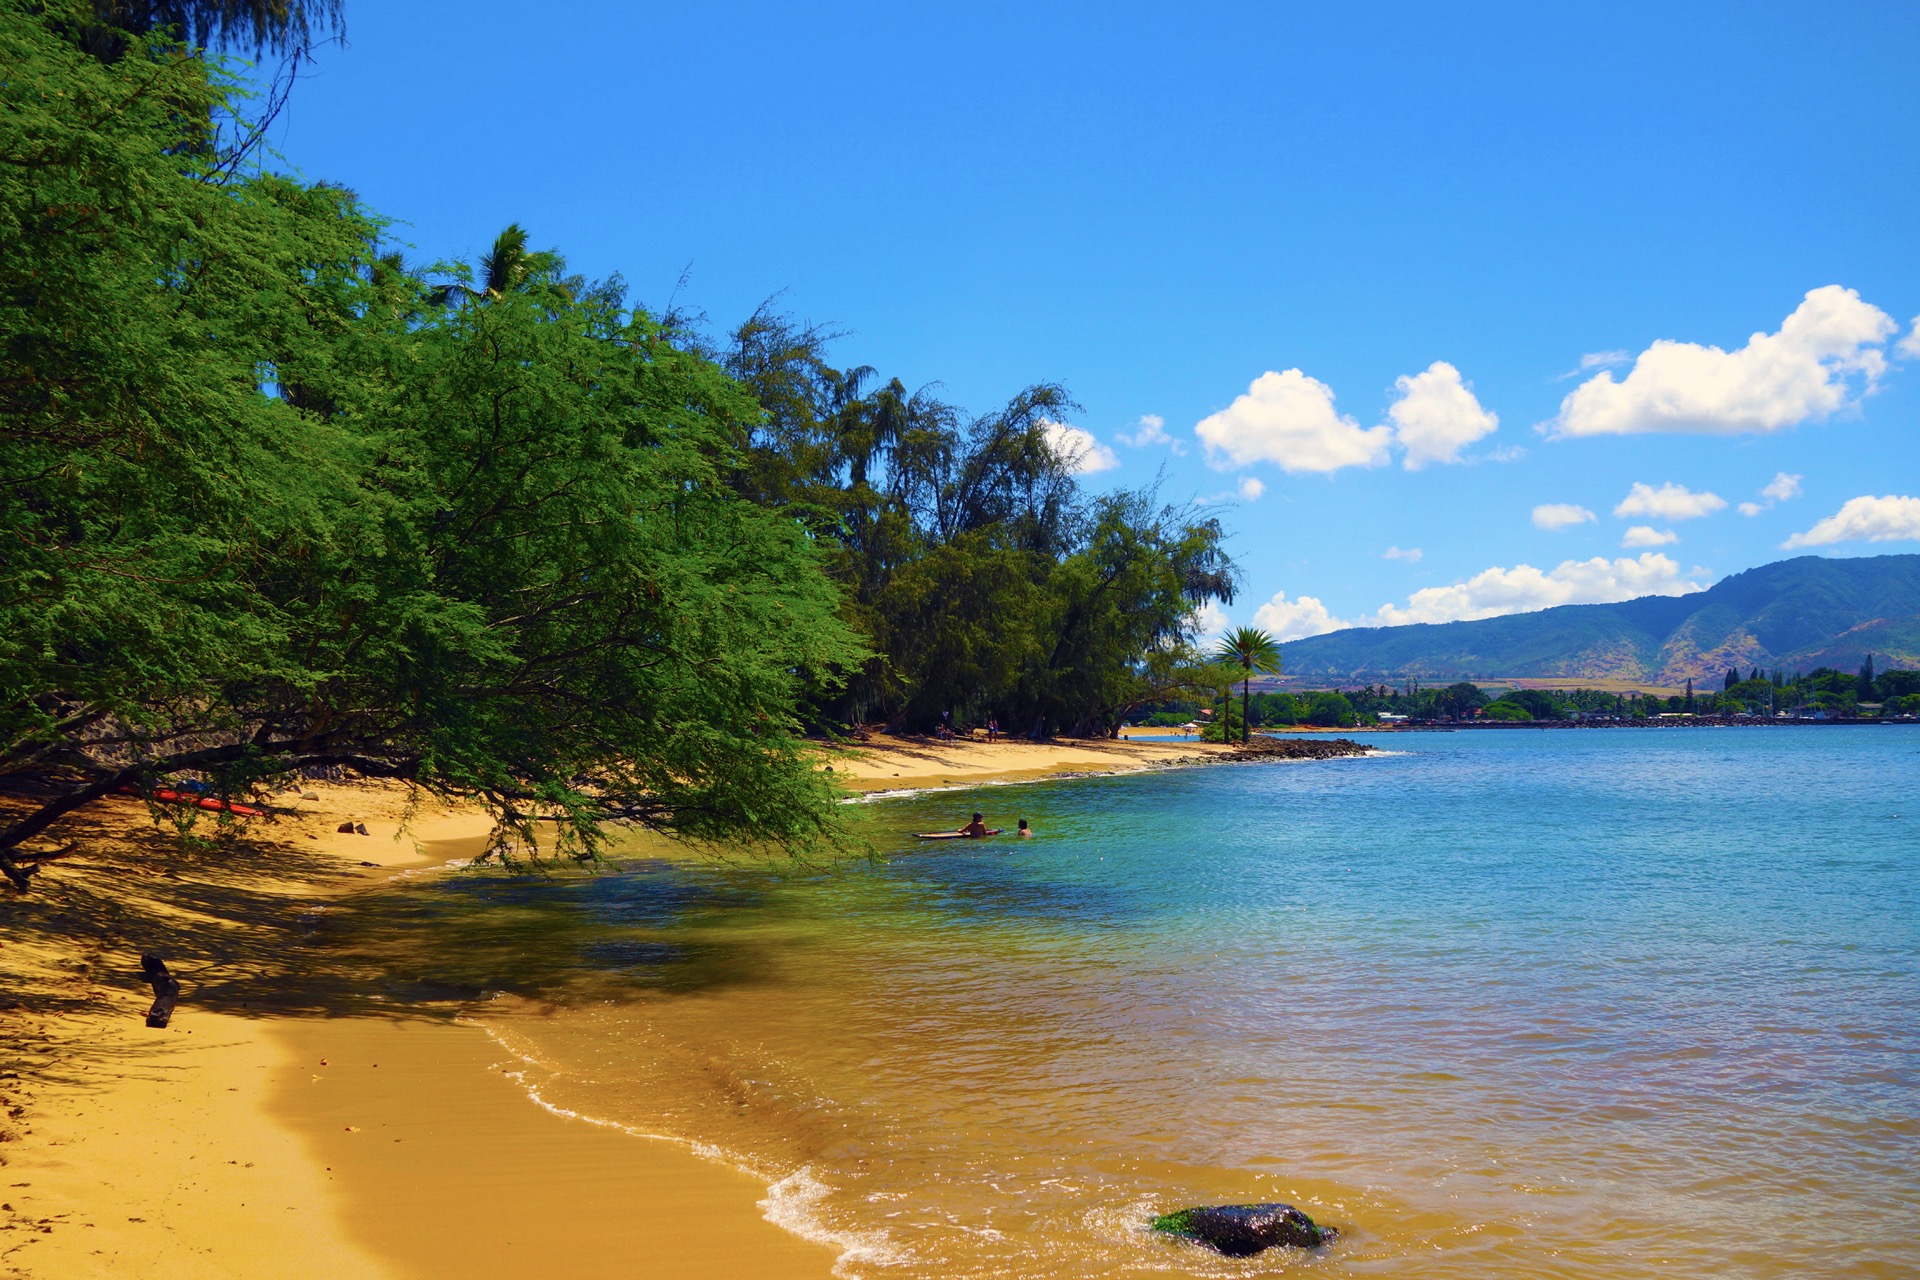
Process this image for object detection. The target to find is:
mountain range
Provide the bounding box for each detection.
[1277,554,1920,686]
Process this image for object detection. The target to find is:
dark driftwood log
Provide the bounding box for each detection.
[141,955,181,1029]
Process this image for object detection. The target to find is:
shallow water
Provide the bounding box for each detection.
[340,727,1920,1277]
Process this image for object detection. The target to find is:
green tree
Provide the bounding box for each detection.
[1302,691,1356,728]
[1212,626,1282,744]
[0,10,867,887]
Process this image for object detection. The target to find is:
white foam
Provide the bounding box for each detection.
[460,1016,902,1274]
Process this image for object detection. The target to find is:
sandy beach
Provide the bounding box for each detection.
[1,736,1212,1279]
[826,732,1230,792]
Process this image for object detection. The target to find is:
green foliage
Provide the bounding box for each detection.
[704,309,1239,738]
[1213,625,1280,744]
[1481,700,1532,722]
[0,8,867,885]
[1249,691,1301,725]
[1301,691,1356,727]
[1878,668,1920,700]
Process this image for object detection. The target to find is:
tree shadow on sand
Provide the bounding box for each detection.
[1,803,790,1031]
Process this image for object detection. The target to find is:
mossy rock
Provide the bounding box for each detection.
[1149,1203,1336,1256]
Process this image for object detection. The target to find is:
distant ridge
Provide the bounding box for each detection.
[1279,554,1920,685]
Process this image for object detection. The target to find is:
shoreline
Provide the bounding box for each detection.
[0,735,1375,1278]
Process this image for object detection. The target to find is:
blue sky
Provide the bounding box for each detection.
[271,1,1920,638]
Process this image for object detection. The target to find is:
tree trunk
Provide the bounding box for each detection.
[1242,674,1251,744]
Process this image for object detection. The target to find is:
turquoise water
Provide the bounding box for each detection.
[357,727,1920,1277]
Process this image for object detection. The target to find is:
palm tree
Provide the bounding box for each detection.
[428,224,567,307]
[1213,626,1282,744]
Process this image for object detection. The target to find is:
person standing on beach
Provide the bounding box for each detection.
[988,717,999,742]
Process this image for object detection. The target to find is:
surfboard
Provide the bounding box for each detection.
[912,829,1004,839]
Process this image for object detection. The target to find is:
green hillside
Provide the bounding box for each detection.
[1279,555,1920,684]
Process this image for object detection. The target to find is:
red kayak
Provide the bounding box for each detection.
[116,785,265,818]
[913,829,1004,839]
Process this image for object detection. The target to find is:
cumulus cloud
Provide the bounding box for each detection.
[1387,361,1500,469]
[1186,599,1231,638]
[1900,318,1920,360]
[1533,503,1597,530]
[1195,369,1391,473]
[1237,476,1265,500]
[1547,286,1897,437]
[1383,545,1423,562]
[1613,482,1726,522]
[1042,421,1120,474]
[1622,525,1678,547]
[1762,472,1803,502]
[1782,494,1920,548]
[1370,554,1707,626]
[1252,591,1352,641]
[1738,472,1803,517]
[1116,413,1186,454]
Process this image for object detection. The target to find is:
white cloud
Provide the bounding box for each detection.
[1622,525,1679,547]
[1738,472,1804,517]
[1387,361,1500,469]
[1782,494,1920,548]
[1532,503,1597,531]
[1547,285,1897,436]
[1252,591,1352,641]
[1899,318,1920,360]
[1383,545,1423,562]
[1195,369,1391,474]
[1762,471,1803,503]
[1613,481,1726,522]
[1555,349,1632,381]
[1186,599,1231,638]
[1042,421,1120,474]
[1487,444,1528,463]
[1370,554,1707,626]
[1237,476,1265,500]
[1116,413,1186,455]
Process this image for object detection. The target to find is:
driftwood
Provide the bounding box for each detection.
[140,955,181,1029]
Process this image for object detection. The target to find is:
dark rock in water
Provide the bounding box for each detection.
[1149,1203,1337,1256]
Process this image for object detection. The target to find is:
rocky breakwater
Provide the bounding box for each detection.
[1220,736,1370,762]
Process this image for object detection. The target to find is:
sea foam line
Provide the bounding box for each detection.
[458,1014,903,1274]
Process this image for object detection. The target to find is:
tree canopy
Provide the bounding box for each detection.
[0,5,1242,888]
[0,9,867,886]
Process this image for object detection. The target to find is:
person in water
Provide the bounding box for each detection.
[958,812,990,837]
[1017,818,1032,838]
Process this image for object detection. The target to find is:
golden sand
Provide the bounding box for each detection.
[2,737,1171,1278]
[825,732,1228,792]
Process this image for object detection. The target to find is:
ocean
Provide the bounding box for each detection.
[332,726,1919,1277]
